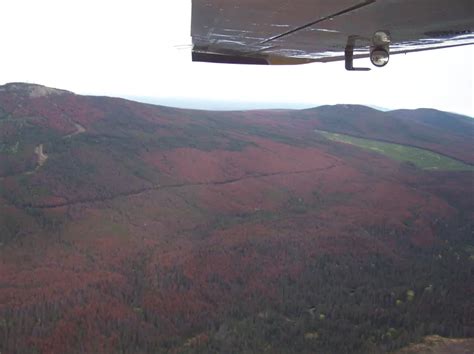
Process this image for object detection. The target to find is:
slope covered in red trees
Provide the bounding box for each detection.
[0,83,473,353]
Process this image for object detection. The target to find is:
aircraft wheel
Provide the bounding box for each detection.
[370,48,390,67]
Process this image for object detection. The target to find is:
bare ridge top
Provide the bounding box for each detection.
[0,82,73,97]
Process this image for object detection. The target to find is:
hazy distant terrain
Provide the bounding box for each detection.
[125,96,322,111]
[0,83,472,354]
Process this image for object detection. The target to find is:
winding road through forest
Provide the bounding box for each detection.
[20,163,340,209]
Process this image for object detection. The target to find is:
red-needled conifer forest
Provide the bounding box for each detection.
[1,83,473,353]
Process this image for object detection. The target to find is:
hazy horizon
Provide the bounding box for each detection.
[124,95,473,117]
[2,80,472,118]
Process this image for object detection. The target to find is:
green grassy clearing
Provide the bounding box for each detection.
[0,142,20,154]
[317,130,473,171]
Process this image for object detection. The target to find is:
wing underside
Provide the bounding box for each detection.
[191,0,474,65]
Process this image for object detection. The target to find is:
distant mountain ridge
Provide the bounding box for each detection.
[299,104,474,164]
[1,83,472,170]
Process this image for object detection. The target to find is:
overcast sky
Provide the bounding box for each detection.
[0,0,473,116]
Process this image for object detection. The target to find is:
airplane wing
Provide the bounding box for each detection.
[191,0,474,69]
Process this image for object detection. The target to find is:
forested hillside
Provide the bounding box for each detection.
[0,83,472,354]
